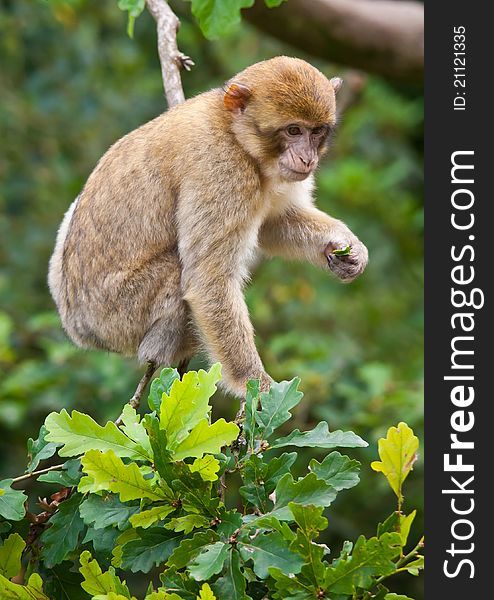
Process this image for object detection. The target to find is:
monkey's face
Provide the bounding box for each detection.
[277,123,329,181]
[223,57,341,181]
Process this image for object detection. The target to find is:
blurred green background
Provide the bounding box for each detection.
[0,0,423,596]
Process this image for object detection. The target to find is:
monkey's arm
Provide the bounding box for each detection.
[184,280,268,396]
[259,204,368,282]
[178,204,269,396]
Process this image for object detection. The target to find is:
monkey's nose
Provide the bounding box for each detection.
[298,156,316,171]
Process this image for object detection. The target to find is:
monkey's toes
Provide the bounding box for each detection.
[176,53,195,71]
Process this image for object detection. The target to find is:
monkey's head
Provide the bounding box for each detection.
[224,56,342,182]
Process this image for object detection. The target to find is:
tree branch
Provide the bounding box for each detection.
[11,464,65,485]
[244,0,423,85]
[145,0,194,108]
[115,361,157,426]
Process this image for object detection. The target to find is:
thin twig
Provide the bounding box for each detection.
[375,537,424,585]
[235,398,246,424]
[11,464,65,485]
[218,472,227,503]
[145,0,194,108]
[113,3,191,425]
[115,360,157,426]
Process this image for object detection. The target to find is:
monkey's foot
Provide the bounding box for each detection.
[176,53,195,71]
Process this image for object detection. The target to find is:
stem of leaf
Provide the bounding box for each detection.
[11,464,65,485]
[375,537,424,585]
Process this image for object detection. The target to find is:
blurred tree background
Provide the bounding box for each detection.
[0,0,423,597]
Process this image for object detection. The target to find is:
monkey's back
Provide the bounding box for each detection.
[48,91,241,355]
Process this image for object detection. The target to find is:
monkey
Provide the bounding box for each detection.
[48,56,368,398]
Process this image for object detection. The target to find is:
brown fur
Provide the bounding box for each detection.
[48,57,368,396]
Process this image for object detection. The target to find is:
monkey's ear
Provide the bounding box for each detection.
[224,82,252,113]
[330,77,343,95]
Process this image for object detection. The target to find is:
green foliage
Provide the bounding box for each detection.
[79,494,141,531]
[1,2,423,597]
[0,572,50,600]
[45,409,152,461]
[271,422,367,450]
[187,0,255,40]
[0,533,25,578]
[0,368,423,599]
[26,425,58,472]
[114,0,287,39]
[0,479,27,521]
[40,492,86,567]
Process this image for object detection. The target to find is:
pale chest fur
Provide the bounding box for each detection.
[238,175,315,280]
[262,175,315,219]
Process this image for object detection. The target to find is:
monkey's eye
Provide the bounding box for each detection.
[312,126,326,136]
[287,125,303,136]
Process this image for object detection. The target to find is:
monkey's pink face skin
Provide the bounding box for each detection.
[278,124,328,181]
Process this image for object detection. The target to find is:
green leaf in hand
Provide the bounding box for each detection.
[332,246,352,256]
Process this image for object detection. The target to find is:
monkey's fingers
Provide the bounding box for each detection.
[324,243,352,268]
[176,53,195,72]
[324,241,351,255]
[327,252,366,282]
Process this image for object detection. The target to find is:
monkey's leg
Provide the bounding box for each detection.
[138,312,198,366]
[115,360,156,426]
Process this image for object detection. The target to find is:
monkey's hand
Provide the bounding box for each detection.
[231,370,272,398]
[324,225,368,283]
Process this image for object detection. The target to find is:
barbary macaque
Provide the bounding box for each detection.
[48,56,368,397]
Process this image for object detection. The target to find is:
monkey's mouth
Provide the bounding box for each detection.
[282,167,312,181]
[278,158,314,181]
